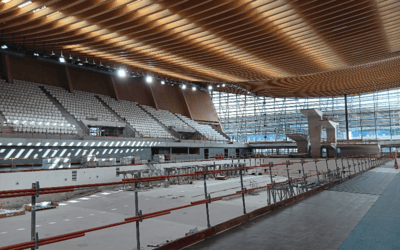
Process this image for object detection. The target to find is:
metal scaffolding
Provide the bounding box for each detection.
[211,88,400,144]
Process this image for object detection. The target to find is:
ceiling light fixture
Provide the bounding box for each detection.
[59,51,65,63]
[161,80,165,85]
[19,1,32,8]
[192,86,197,91]
[145,75,153,83]
[117,69,126,77]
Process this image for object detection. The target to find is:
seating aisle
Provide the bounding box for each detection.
[176,113,228,141]
[44,85,119,122]
[98,95,175,139]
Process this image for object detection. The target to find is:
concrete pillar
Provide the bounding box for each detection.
[297,141,309,153]
[308,116,322,158]
[326,128,337,158]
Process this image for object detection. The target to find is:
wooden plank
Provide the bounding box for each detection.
[157,227,216,250]
[0,210,25,219]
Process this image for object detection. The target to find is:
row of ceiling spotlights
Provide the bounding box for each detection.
[0,44,207,91]
[117,68,205,91]
[1,44,243,94]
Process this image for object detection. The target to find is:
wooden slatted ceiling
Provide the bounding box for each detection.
[1,0,400,97]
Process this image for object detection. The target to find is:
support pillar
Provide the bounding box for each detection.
[326,128,337,158]
[109,75,119,100]
[4,54,12,83]
[65,66,74,93]
[344,94,349,140]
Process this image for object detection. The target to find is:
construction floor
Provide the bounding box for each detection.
[0,172,289,249]
[1,158,396,250]
[186,160,400,250]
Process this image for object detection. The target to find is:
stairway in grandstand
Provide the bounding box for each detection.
[136,104,179,139]
[175,113,229,141]
[95,95,139,137]
[39,86,86,136]
[97,95,175,139]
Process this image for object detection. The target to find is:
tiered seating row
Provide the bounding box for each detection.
[141,105,195,132]
[0,80,78,135]
[98,95,175,139]
[176,113,228,141]
[44,85,119,122]
[0,80,227,141]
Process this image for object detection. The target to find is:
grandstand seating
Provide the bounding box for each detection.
[140,105,195,132]
[44,85,119,122]
[0,80,78,134]
[175,113,228,141]
[0,79,227,141]
[98,95,175,139]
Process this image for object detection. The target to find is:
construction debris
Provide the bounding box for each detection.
[186,227,198,236]
[25,201,58,211]
[0,205,26,219]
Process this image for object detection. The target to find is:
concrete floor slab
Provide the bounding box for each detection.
[338,172,400,250]
[186,191,379,250]
[328,172,397,195]
[0,174,288,249]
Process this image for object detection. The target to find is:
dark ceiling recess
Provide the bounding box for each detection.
[1,0,400,97]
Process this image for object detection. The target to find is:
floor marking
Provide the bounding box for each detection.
[123,205,128,207]
[59,203,67,206]
[48,222,56,225]
[89,214,95,216]
[111,208,117,211]
[90,195,100,198]
[100,212,106,214]
[79,198,90,200]
[17,228,25,231]
[101,192,110,195]
[77,217,83,219]
[36,225,41,228]
[0,232,7,234]
[68,200,79,203]
[63,219,70,221]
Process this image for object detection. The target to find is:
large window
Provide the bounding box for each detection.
[211,89,400,142]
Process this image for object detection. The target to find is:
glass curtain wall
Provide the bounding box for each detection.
[211,88,400,142]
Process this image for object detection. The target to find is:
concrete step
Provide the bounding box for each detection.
[39,86,86,136]
[210,124,231,140]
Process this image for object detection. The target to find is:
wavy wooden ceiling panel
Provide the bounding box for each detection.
[1,0,399,97]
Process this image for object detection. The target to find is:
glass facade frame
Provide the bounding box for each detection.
[211,89,400,142]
